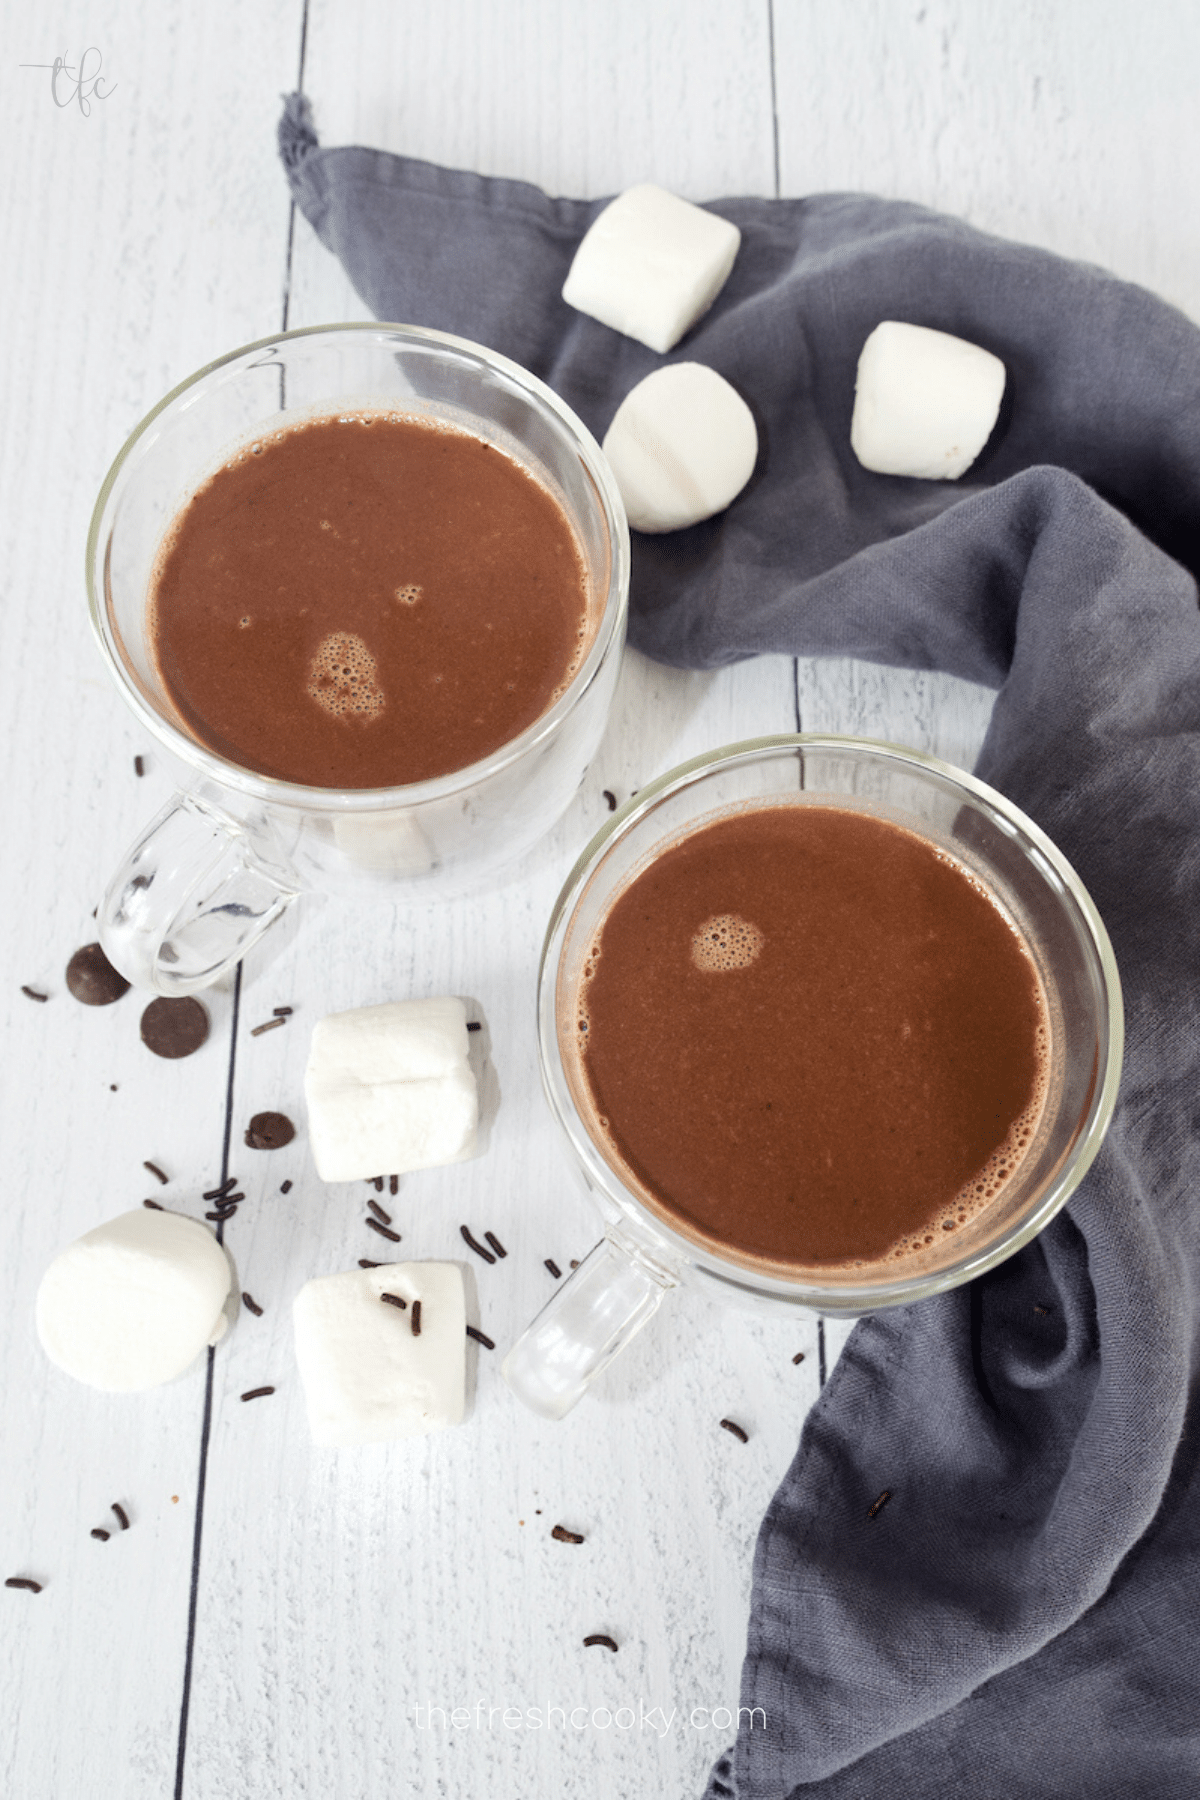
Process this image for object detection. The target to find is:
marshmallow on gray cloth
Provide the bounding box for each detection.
[36,1208,232,1391]
[851,320,1007,480]
[602,362,758,532]
[293,1261,466,1445]
[562,183,741,354]
[304,997,477,1183]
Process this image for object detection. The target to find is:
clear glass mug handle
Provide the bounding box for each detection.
[98,795,299,996]
[501,1229,678,1420]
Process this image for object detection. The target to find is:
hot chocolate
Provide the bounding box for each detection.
[149,411,592,788]
[565,802,1049,1276]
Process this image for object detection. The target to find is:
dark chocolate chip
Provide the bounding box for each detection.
[244,1111,295,1150]
[140,995,209,1058]
[66,943,130,1007]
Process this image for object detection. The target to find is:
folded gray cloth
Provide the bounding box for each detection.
[280,94,1200,1796]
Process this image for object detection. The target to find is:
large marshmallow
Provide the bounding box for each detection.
[562,184,741,355]
[36,1209,232,1392]
[293,1261,466,1445]
[304,997,478,1182]
[602,363,758,533]
[850,321,1006,480]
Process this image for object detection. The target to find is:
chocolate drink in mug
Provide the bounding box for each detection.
[564,801,1050,1277]
[149,411,594,789]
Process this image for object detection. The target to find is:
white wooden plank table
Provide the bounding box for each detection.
[2,4,1196,1796]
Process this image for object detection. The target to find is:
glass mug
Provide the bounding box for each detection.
[502,736,1124,1420]
[86,323,629,994]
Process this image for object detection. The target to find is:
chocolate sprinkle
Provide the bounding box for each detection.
[411,1300,422,1337]
[460,1225,496,1264]
[867,1489,893,1521]
[142,1198,163,1211]
[366,1217,401,1244]
[466,1325,495,1349]
[466,1020,482,1032]
[583,1634,618,1652]
[484,1231,507,1259]
[367,1199,392,1225]
[603,790,617,811]
[140,995,209,1059]
[250,1016,286,1037]
[272,1006,293,1017]
[280,1179,292,1194]
[134,754,145,776]
[241,1292,264,1317]
[570,1260,580,1270]
[358,1258,382,1269]
[551,1524,585,1544]
[244,1111,295,1150]
[90,1528,110,1542]
[20,985,47,1003]
[380,1291,408,1310]
[205,1209,236,1222]
[389,1174,398,1196]
[66,943,130,1007]
[240,1387,275,1402]
[544,1258,562,1279]
[112,1503,130,1531]
[372,1176,384,1192]
[792,1351,806,1365]
[143,1161,169,1185]
[5,1577,42,1592]
[719,1418,749,1443]
[203,1178,237,1200]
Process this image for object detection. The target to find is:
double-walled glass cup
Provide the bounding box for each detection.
[87,323,629,994]
[502,736,1124,1419]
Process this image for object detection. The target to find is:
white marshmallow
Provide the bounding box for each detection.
[304,998,478,1182]
[293,1261,466,1445]
[562,183,741,355]
[333,809,434,877]
[36,1209,232,1392]
[602,363,758,533]
[850,321,1006,480]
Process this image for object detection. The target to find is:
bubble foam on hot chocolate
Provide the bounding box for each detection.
[690,913,764,972]
[306,631,386,721]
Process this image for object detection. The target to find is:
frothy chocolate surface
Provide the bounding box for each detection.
[150,413,590,788]
[569,804,1048,1275]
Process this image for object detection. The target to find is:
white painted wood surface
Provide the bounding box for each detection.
[2,3,1197,1795]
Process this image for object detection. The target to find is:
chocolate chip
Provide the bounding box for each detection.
[244,1111,295,1150]
[140,996,209,1058]
[66,943,130,1007]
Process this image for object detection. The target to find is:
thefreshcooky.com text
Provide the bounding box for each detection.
[410,1701,766,1738]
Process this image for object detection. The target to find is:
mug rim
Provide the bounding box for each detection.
[538,733,1125,1314]
[85,320,630,812]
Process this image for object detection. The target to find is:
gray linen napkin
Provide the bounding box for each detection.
[280,94,1200,1797]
